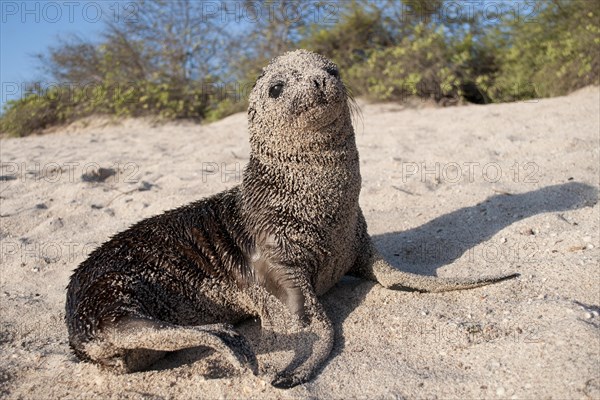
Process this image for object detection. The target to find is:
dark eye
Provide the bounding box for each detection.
[325,67,339,79]
[269,83,283,99]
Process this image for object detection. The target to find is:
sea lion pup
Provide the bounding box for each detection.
[66,49,517,388]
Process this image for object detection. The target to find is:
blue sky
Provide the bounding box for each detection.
[1,1,116,111]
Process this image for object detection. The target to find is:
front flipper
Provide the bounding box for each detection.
[269,288,333,389]
[249,257,334,388]
[86,318,258,375]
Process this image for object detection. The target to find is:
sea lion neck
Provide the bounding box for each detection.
[248,112,357,167]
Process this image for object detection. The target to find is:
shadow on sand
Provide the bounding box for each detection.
[322,181,597,365]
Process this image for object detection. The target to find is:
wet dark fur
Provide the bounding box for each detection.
[66,189,254,360]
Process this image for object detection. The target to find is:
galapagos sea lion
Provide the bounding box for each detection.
[65,50,517,388]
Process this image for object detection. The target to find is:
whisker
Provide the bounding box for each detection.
[343,83,364,134]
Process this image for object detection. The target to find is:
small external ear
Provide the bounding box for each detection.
[248,107,256,123]
[253,71,265,88]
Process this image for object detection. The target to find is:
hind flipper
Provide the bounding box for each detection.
[359,249,518,292]
[85,318,258,374]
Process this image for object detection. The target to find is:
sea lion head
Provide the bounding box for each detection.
[248,50,353,153]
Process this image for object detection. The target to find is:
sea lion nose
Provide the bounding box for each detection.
[312,77,326,91]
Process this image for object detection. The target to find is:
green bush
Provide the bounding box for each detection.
[301,1,391,71]
[301,1,491,104]
[302,0,599,104]
[0,90,64,137]
[300,0,393,97]
[347,24,464,102]
[0,81,210,136]
[204,98,247,123]
[489,0,600,101]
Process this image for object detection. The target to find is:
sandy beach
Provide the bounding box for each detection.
[0,86,598,399]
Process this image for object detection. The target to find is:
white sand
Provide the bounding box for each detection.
[1,87,598,399]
